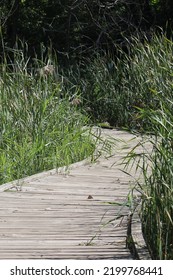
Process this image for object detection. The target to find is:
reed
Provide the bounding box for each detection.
[0,44,95,185]
[123,34,173,259]
[78,33,173,131]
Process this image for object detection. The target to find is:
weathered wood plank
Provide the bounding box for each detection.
[0,128,151,259]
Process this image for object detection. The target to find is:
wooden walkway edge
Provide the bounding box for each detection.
[0,128,151,259]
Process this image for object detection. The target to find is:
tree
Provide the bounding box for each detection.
[1,0,173,62]
[6,0,20,45]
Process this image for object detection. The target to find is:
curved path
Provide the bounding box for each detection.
[0,128,150,259]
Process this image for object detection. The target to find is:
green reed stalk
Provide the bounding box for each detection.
[0,44,95,184]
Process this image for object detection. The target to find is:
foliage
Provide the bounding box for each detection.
[142,98,173,260]
[0,46,95,185]
[0,0,165,62]
[122,34,173,259]
[74,33,173,130]
[76,53,131,127]
[1,0,173,260]
[125,94,173,259]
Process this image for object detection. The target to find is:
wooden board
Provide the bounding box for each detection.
[0,128,151,259]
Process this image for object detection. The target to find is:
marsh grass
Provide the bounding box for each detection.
[138,96,173,259]
[122,34,173,259]
[78,54,130,127]
[0,46,95,185]
[125,99,173,259]
[77,34,173,131]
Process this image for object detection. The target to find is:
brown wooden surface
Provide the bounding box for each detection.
[0,128,151,259]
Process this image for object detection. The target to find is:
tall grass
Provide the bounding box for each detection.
[126,94,173,259]
[0,46,95,185]
[77,53,131,127]
[77,34,173,131]
[122,34,173,259]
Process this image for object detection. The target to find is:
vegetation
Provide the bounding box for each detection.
[125,93,173,259]
[73,34,173,131]
[141,97,173,260]
[123,35,173,259]
[1,1,173,63]
[1,0,173,260]
[0,47,95,185]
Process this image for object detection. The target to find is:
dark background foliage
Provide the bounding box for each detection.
[1,0,173,63]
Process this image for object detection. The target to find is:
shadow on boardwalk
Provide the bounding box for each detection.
[0,128,151,259]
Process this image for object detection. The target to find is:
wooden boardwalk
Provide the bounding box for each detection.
[0,129,150,259]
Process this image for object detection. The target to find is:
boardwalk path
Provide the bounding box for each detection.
[0,128,149,259]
